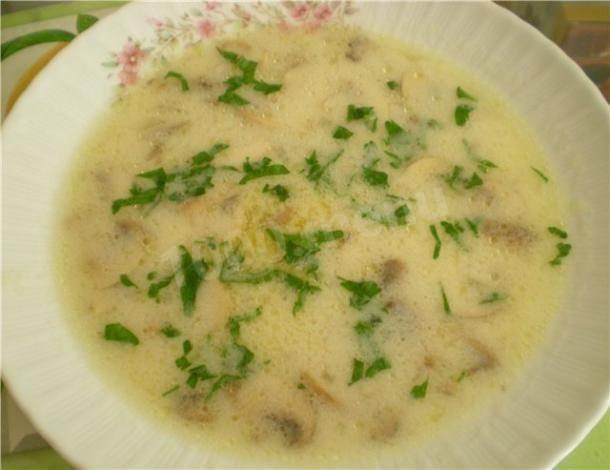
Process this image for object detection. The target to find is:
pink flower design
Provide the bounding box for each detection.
[204,1,219,11]
[313,4,333,21]
[117,42,145,85]
[197,19,216,38]
[146,17,163,29]
[291,4,310,20]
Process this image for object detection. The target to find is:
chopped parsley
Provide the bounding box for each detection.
[216,48,282,106]
[297,382,306,390]
[347,104,377,132]
[262,183,289,201]
[480,292,508,304]
[444,165,464,189]
[463,140,497,173]
[454,104,474,126]
[119,274,137,288]
[160,324,181,338]
[550,242,572,266]
[349,356,391,385]
[175,355,192,370]
[219,250,320,313]
[429,224,442,259]
[386,80,399,90]
[349,359,365,385]
[361,141,389,188]
[464,172,483,189]
[365,356,391,378]
[456,86,476,101]
[239,157,289,185]
[304,150,343,185]
[178,246,207,316]
[410,378,429,399]
[227,307,262,340]
[440,284,451,315]
[205,374,240,401]
[333,126,354,140]
[353,316,382,337]
[267,229,344,274]
[339,278,381,310]
[182,339,193,355]
[104,323,139,346]
[465,217,481,237]
[164,70,189,91]
[186,364,216,389]
[456,370,468,383]
[161,384,180,397]
[359,197,409,227]
[444,165,483,190]
[111,143,229,213]
[548,226,568,239]
[440,220,466,249]
[531,166,549,182]
[147,273,175,301]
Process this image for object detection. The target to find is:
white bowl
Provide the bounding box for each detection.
[3,1,608,468]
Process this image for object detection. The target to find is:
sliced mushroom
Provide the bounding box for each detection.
[369,408,400,442]
[466,337,497,374]
[380,258,406,285]
[300,372,339,405]
[177,393,214,423]
[345,37,368,62]
[265,413,310,446]
[480,220,535,247]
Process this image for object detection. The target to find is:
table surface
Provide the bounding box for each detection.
[1,2,608,469]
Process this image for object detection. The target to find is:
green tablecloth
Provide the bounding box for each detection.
[1,2,608,468]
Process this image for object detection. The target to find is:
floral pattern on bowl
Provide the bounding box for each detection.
[102,1,357,86]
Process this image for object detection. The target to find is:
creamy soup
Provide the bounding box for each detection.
[56,25,570,464]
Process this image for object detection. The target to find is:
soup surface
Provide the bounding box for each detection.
[56,25,570,464]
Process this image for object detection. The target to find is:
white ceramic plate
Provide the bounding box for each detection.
[3,1,608,468]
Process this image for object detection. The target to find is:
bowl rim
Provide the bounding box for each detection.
[2,1,608,468]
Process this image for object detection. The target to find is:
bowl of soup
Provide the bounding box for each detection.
[3,1,608,468]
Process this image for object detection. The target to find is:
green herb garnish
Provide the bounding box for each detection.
[263,183,289,201]
[112,144,228,213]
[463,140,497,173]
[386,80,399,90]
[429,224,442,259]
[164,71,189,91]
[548,226,568,239]
[333,126,354,140]
[147,273,175,301]
[464,172,483,189]
[160,324,181,338]
[456,370,468,383]
[177,246,207,316]
[465,218,481,237]
[456,86,476,101]
[297,383,306,390]
[354,316,382,337]
[362,167,389,188]
[119,274,137,289]
[444,165,464,189]
[440,220,466,248]
[349,359,365,385]
[104,323,139,345]
[347,104,377,132]
[304,150,343,185]
[267,229,344,274]
[550,242,571,266]
[440,284,451,315]
[205,374,240,401]
[480,292,508,304]
[161,385,180,397]
[339,278,381,310]
[365,357,391,378]
[410,378,429,399]
[175,356,192,370]
[186,364,216,389]
[359,197,409,227]
[216,48,282,105]
[227,307,262,340]
[531,167,549,182]
[454,104,474,126]
[239,157,289,185]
